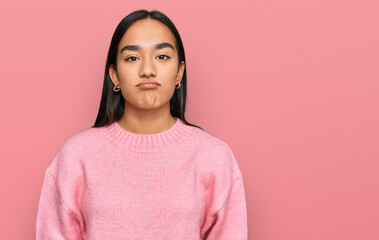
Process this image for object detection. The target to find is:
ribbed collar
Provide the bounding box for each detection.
[97,117,194,152]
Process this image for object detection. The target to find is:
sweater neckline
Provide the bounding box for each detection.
[97,117,194,152]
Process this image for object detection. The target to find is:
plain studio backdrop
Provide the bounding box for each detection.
[0,0,378,239]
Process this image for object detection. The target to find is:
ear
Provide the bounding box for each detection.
[109,64,120,86]
[176,61,185,82]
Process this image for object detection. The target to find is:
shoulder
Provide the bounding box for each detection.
[189,127,242,180]
[45,126,98,177]
[190,126,234,155]
[63,126,99,148]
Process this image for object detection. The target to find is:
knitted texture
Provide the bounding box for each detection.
[36,117,248,239]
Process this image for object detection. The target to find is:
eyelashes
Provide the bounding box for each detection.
[125,56,138,62]
[157,55,170,60]
[124,55,171,62]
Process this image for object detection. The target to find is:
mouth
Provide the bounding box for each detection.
[137,82,160,89]
[136,81,160,87]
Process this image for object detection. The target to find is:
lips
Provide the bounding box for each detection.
[136,81,160,87]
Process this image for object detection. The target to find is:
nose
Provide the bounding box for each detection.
[139,57,156,78]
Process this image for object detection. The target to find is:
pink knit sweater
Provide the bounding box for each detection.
[36,117,248,239]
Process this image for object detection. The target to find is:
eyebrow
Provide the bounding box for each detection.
[120,42,174,54]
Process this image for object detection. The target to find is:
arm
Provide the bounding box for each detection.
[202,176,248,240]
[36,173,84,240]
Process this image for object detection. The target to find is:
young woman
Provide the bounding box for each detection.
[36,9,248,240]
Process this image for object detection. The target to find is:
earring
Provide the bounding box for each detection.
[175,80,181,89]
[113,85,121,92]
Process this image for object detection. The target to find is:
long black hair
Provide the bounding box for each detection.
[92,9,203,131]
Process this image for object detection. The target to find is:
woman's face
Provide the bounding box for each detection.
[109,18,185,110]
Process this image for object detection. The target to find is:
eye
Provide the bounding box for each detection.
[157,55,170,60]
[125,56,139,62]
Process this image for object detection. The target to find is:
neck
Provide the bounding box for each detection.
[117,115,177,135]
[119,103,175,134]
[97,117,194,152]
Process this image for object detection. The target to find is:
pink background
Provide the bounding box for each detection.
[1,0,378,239]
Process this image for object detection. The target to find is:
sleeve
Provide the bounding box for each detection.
[36,138,85,240]
[202,175,248,240]
[36,172,84,240]
[200,142,248,240]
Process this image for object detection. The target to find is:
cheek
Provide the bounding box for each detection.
[159,64,179,80]
[118,66,135,80]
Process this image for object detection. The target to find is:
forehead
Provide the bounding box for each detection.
[119,18,176,49]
